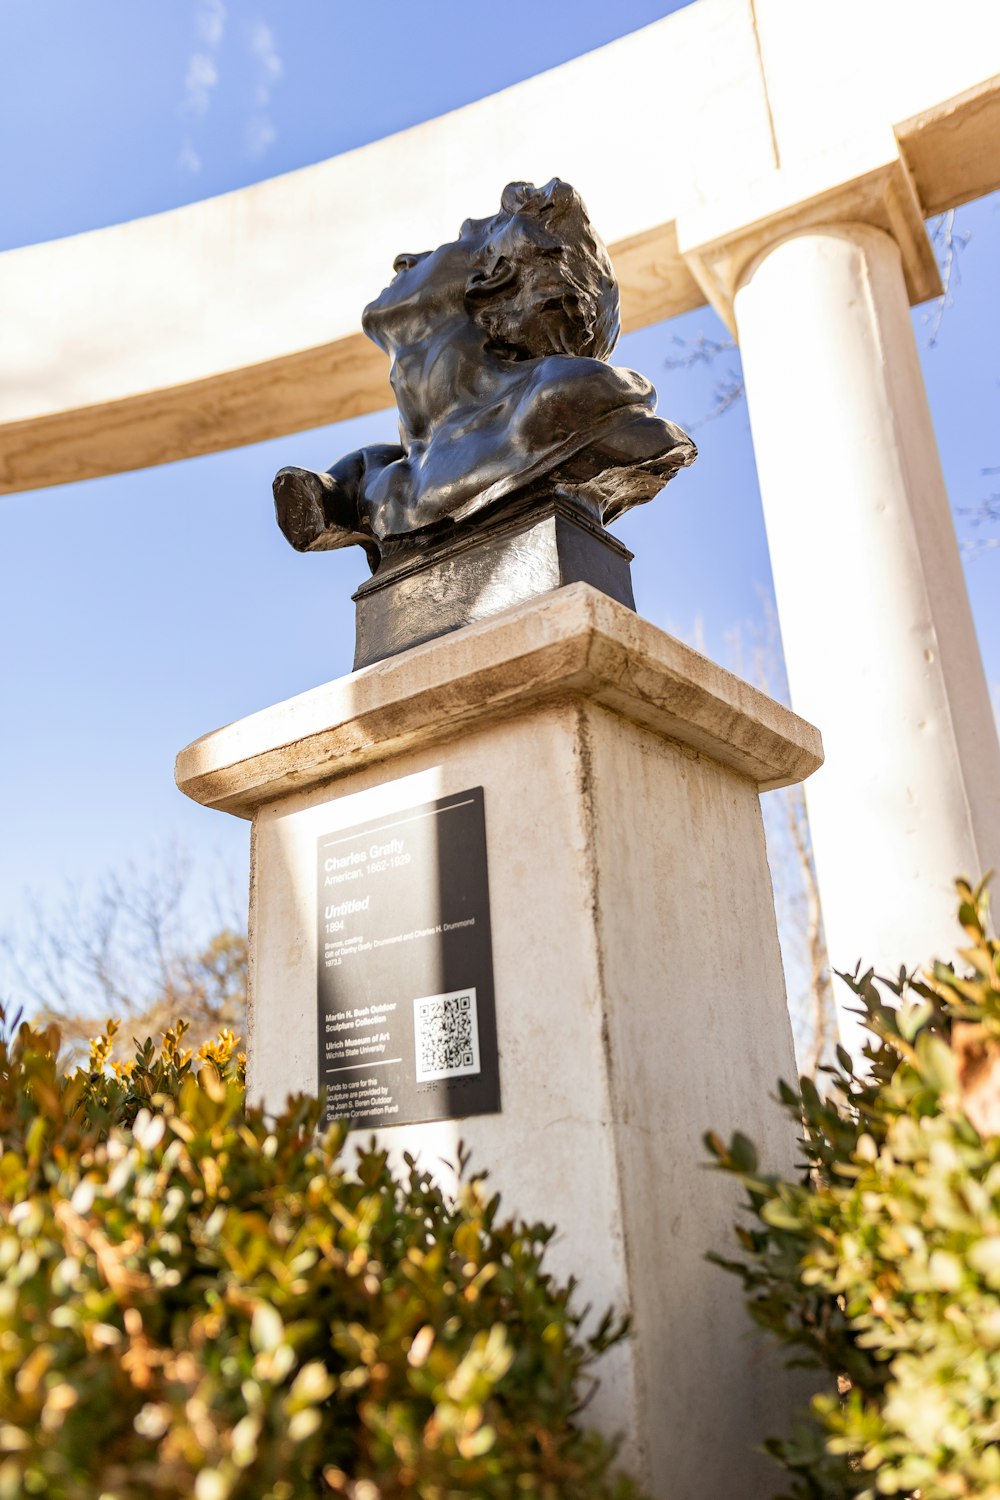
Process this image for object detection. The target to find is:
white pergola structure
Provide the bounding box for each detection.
[3,0,999,1041]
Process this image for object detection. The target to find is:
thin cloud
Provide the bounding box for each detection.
[246,20,282,157]
[177,0,227,172]
[249,22,282,87]
[196,0,226,48]
[245,117,277,157]
[177,138,202,175]
[182,52,218,118]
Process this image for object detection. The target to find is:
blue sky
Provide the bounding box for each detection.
[1,0,997,977]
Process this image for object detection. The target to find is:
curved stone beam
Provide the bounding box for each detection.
[0,2,743,497]
[1,0,998,495]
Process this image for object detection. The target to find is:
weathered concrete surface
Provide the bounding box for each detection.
[177,587,823,1498]
[3,0,999,491]
[734,224,1000,1050]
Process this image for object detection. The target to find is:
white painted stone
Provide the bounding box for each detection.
[679,131,942,333]
[178,587,823,1499]
[734,224,1000,1052]
[753,0,1000,177]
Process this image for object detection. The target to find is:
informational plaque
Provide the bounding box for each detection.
[316,787,500,1130]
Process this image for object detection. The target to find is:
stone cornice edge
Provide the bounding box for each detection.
[174,584,824,818]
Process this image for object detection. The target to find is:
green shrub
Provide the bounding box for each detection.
[0,1015,643,1500]
[707,878,1000,1499]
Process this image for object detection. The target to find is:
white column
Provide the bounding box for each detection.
[734,223,1000,1050]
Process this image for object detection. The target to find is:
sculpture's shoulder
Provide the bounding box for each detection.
[508,355,695,525]
[517,356,656,433]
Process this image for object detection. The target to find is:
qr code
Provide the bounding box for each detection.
[413,988,481,1083]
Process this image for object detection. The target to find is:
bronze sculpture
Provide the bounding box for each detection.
[273,179,696,664]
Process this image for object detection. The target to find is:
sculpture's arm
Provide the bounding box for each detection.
[273,444,403,565]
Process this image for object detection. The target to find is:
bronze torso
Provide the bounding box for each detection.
[274,178,695,577]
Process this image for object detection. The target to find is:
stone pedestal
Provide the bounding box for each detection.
[353,493,636,669]
[176,584,823,1500]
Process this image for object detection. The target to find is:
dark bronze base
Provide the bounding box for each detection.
[352,495,635,669]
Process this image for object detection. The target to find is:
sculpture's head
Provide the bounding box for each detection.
[362,178,620,363]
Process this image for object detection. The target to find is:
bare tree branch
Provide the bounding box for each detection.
[959,469,1000,559]
[663,333,737,370]
[726,601,837,1078]
[664,332,745,429]
[1,848,247,1063]
[923,209,971,347]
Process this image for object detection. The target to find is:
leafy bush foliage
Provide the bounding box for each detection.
[707,878,1000,1499]
[0,1015,641,1500]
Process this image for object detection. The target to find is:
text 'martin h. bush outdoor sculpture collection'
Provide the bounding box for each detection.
[272,179,696,665]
